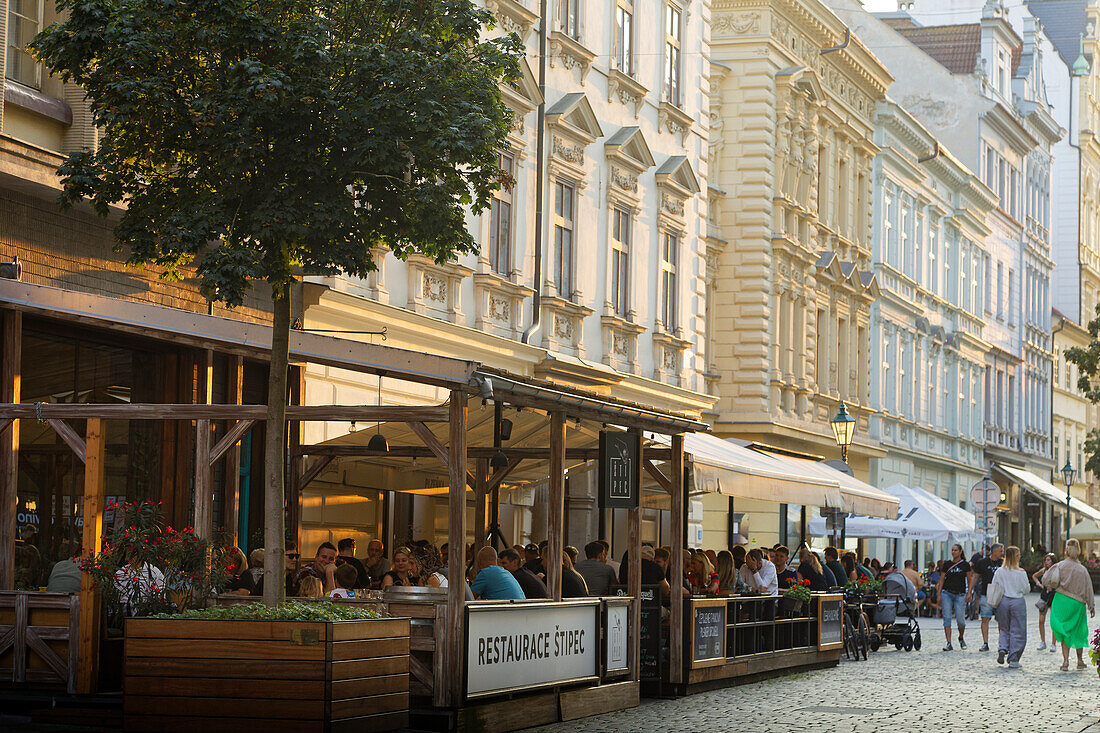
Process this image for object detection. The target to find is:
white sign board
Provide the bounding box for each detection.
[466,602,599,698]
[605,604,628,673]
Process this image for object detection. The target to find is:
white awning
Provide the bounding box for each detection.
[807,483,979,542]
[757,453,899,519]
[652,432,843,508]
[994,464,1100,522]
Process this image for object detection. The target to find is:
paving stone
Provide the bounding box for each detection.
[529,594,1100,733]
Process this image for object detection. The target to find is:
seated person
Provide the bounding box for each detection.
[794,548,829,591]
[573,541,618,596]
[329,563,360,598]
[470,547,525,600]
[560,551,589,599]
[336,538,369,589]
[744,548,778,596]
[380,547,419,588]
[499,548,547,599]
[774,545,798,589]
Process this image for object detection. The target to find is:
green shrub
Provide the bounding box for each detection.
[153,601,386,622]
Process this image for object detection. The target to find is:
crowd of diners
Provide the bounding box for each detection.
[211,536,908,603]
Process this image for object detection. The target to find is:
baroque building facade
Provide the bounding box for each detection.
[867,100,996,529]
[297,0,716,552]
[705,0,892,549]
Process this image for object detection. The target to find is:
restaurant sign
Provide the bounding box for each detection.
[466,601,600,698]
[817,594,844,651]
[599,430,640,509]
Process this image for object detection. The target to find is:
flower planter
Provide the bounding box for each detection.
[123,616,410,732]
[778,596,804,616]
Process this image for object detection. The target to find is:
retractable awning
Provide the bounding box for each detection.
[994,464,1100,522]
[643,432,844,507]
[754,452,899,519]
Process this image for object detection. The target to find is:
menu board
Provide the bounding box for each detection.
[610,585,662,681]
[817,594,844,651]
[690,600,727,668]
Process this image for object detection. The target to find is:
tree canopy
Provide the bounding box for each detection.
[1065,304,1100,475]
[32,0,522,302]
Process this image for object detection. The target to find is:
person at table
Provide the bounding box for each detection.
[560,551,590,598]
[252,545,301,597]
[363,539,390,588]
[795,547,829,591]
[688,551,720,596]
[618,546,672,598]
[381,547,419,589]
[291,542,339,594]
[471,547,525,600]
[223,547,254,596]
[824,547,847,589]
[716,550,737,593]
[336,538,368,589]
[523,543,545,577]
[774,545,798,589]
[499,548,547,599]
[573,541,618,596]
[744,548,778,595]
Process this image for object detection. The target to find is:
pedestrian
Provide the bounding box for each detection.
[1042,539,1095,671]
[1032,553,1057,652]
[990,546,1029,668]
[971,543,1004,652]
[935,543,972,650]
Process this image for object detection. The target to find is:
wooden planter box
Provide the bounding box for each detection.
[123,616,410,733]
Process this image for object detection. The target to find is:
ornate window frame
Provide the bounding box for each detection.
[405,254,473,323]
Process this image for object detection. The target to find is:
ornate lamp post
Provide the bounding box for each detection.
[1062,459,1077,537]
[830,402,856,464]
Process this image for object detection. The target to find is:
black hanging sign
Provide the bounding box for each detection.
[599,430,640,509]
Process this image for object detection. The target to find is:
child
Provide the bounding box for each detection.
[329,563,359,599]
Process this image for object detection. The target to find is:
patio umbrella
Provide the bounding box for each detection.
[807,483,979,542]
[1070,518,1100,541]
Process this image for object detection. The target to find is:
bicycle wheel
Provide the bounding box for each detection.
[857,613,871,660]
[843,615,858,660]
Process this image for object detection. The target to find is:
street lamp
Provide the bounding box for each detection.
[1062,459,1077,536]
[830,402,856,464]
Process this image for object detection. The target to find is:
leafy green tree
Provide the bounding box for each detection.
[33,0,520,604]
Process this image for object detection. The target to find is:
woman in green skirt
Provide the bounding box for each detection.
[1042,539,1095,671]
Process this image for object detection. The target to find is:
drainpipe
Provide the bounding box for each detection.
[1051,315,1065,487]
[520,0,548,345]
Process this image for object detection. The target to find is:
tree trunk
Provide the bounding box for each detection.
[262,285,291,606]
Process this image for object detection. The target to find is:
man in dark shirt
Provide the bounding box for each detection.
[824,546,848,588]
[970,543,1003,652]
[336,538,369,589]
[499,548,547,599]
[523,542,545,577]
[774,545,798,589]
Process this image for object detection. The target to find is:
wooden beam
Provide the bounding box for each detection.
[0,309,19,590]
[0,402,451,421]
[474,459,488,556]
[77,418,105,694]
[487,458,523,493]
[46,419,86,464]
[296,444,603,460]
[222,357,244,546]
[0,418,11,438]
[299,456,334,488]
[210,418,255,465]
[547,412,566,602]
[193,351,214,539]
[643,459,671,493]
[628,428,642,684]
[669,433,685,685]
[445,390,468,706]
[407,421,476,489]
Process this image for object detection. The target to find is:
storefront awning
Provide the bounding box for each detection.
[994,464,1100,522]
[754,453,899,519]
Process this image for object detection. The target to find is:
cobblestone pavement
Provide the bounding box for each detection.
[531,593,1100,733]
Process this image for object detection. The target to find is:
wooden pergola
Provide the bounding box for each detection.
[0,366,701,701]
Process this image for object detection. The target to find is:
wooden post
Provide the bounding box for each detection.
[474,458,488,556]
[0,309,20,589]
[669,433,685,685]
[223,356,244,545]
[77,418,106,694]
[547,411,566,602]
[193,350,214,539]
[445,390,468,706]
[628,428,642,683]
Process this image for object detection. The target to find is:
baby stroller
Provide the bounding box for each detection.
[869,571,921,652]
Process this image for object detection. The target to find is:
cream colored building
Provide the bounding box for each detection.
[297,0,717,554]
[703,0,892,549]
[1053,312,1100,529]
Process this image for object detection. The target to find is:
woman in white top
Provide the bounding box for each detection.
[989,546,1031,668]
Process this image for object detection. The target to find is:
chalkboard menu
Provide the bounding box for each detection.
[690,600,727,668]
[599,431,640,509]
[817,594,843,651]
[610,585,662,681]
